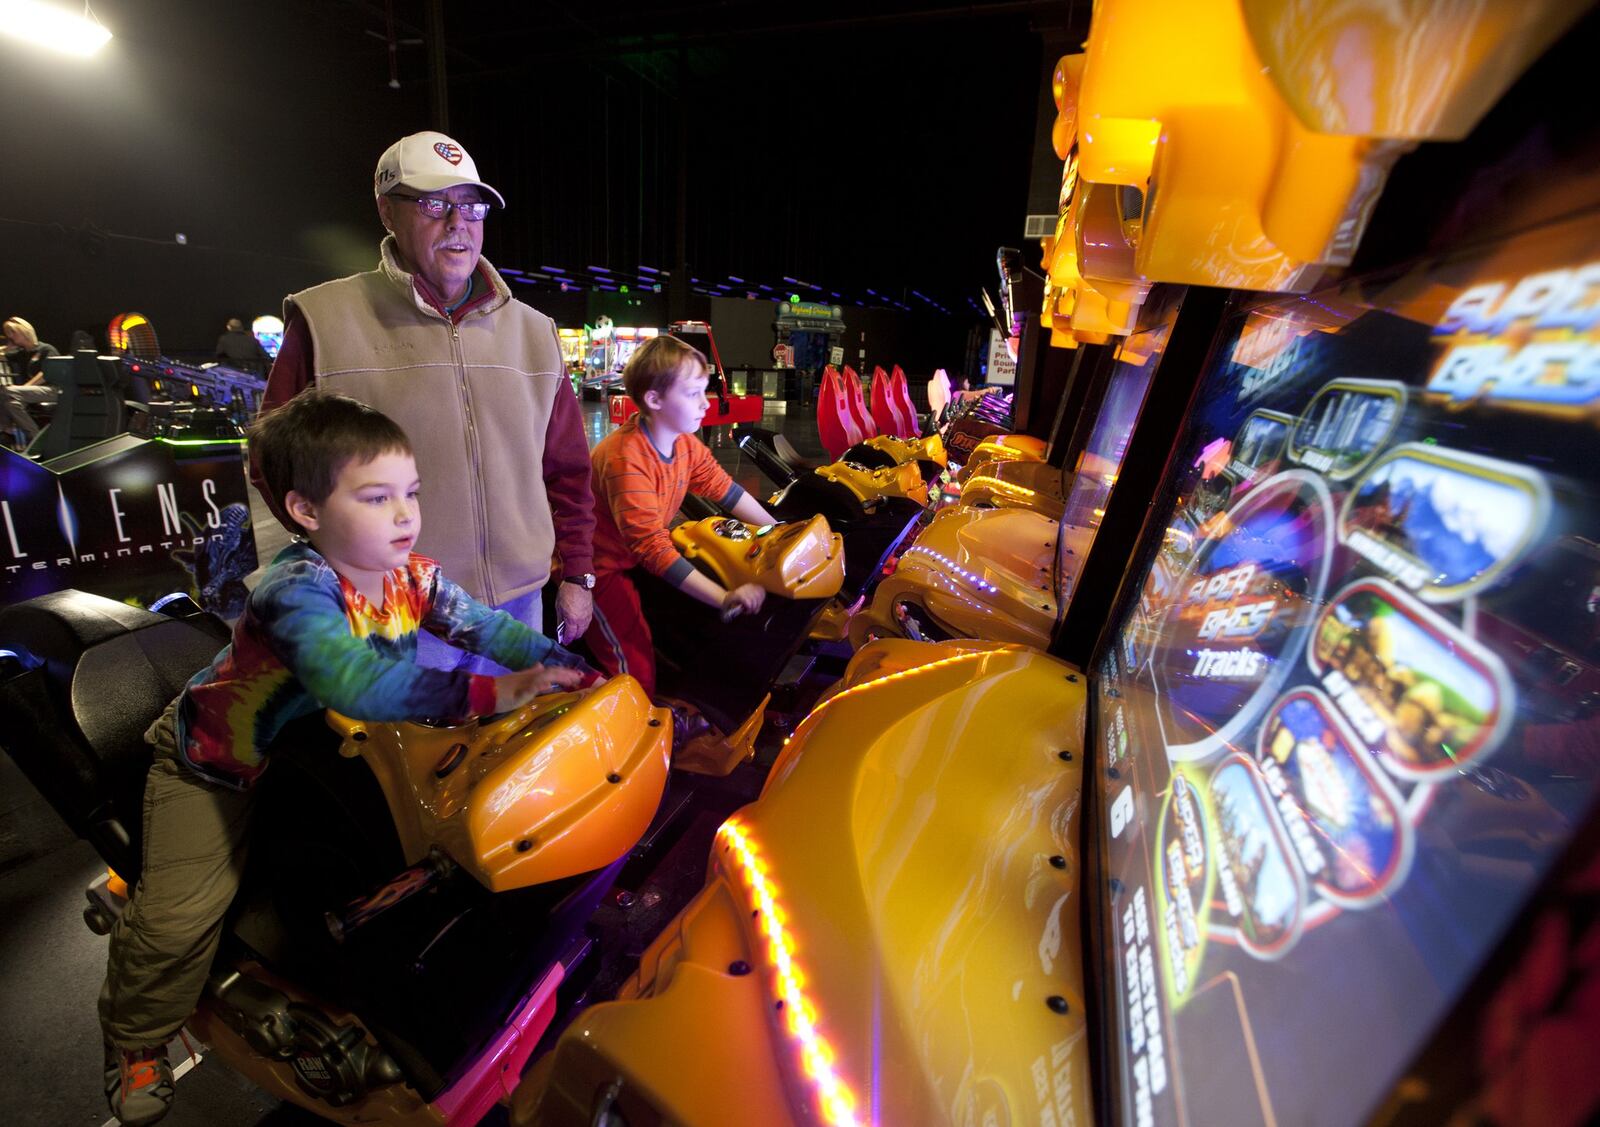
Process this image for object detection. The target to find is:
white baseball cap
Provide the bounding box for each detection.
[373,131,506,208]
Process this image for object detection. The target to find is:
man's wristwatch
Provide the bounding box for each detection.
[562,573,597,590]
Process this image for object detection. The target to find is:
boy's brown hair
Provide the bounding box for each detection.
[623,335,708,409]
[249,389,412,535]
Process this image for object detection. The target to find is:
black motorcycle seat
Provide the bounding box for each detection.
[0,590,227,879]
[1,589,224,767]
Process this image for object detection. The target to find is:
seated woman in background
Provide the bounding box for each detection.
[2,316,60,452]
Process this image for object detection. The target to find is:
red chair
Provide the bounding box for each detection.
[816,365,860,461]
[869,366,896,438]
[840,365,877,442]
[887,364,920,437]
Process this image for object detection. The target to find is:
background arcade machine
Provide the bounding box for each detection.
[251,314,285,360]
[849,226,1166,649]
[850,288,1179,649]
[607,321,764,432]
[556,326,588,394]
[581,319,619,401]
[3,311,258,618]
[513,6,1600,1125]
[602,327,660,424]
[668,320,764,430]
[612,326,656,372]
[108,310,269,435]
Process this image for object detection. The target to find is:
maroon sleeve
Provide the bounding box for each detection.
[543,375,596,576]
[249,310,315,509]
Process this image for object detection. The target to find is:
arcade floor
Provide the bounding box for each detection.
[0,399,826,1127]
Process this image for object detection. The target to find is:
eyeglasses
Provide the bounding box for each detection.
[388,193,492,222]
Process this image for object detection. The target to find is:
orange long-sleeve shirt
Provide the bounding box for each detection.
[590,417,744,584]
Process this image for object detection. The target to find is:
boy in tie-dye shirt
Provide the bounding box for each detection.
[99,391,590,1127]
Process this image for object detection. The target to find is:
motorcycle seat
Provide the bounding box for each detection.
[0,589,226,882]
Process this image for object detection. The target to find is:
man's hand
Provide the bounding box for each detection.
[493,664,585,712]
[720,583,766,621]
[554,582,594,644]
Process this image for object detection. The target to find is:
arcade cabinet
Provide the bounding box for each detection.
[515,5,1600,1126]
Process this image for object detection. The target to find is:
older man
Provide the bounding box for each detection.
[214,318,269,371]
[257,131,595,666]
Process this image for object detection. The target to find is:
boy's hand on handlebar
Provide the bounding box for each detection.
[493,664,586,712]
[721,583,766,621]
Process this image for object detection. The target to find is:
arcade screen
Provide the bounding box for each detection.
[251,315,285,359]
[608,329,640,374]
[1059,287,1183,571]
[1091,208,1600,1125]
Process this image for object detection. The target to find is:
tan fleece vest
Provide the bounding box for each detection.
[287,238,563,605]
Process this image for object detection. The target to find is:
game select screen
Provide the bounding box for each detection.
[1092,210,1600,1126]
[1056,289,1183,591]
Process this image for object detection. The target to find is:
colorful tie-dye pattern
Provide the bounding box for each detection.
[176,542,581,789]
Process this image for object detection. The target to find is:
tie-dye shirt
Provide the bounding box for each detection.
[177,541,583,789]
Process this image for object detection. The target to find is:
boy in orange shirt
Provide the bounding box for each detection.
[585,335,777,696]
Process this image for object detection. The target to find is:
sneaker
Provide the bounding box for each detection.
[668,703,713,751]
[104,1042,174,1126]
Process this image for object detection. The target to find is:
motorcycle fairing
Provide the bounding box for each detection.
[514,640,1092,1126]
[329,678,672,894]
[670,514,845,600]
[850,504,1061,650]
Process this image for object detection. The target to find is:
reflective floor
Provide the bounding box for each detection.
[0,396,827,1127]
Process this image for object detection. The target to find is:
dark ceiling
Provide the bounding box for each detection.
[286,0,1087,312]
[2,0,1088,349]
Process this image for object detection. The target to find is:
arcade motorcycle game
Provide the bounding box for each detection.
[611,511,846,775]
[0,590,670,1126]
[848,290,1181,650]
[735,431,927,604]
[516,5,1600,1126]
[727,373,1026,613]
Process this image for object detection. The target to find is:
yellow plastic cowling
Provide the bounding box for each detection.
[1075,0,1586,289]
[671,514,845,600]
[513,641,1093,1127]
[1243,0,1588,265]
[959,434,1047,483]
[817,456,929,505]
[863,432,948,470]
[674,694,769,778]
[511,878,797,1127]
[1075,179,1153,320]
[328,677,671,893]
[1242,0,1588,141]
[1043,145,1134,347]
[1051,52,1088,160]
[959,460,1070,521]
[849,504,1060,650]
[1074,0,1360,289]
[992,433,1048,459]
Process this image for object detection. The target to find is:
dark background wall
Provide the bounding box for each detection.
[1,0,1063,361]
[0,2,429,355]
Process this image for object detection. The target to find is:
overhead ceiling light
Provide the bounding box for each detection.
[0,0,112,56]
